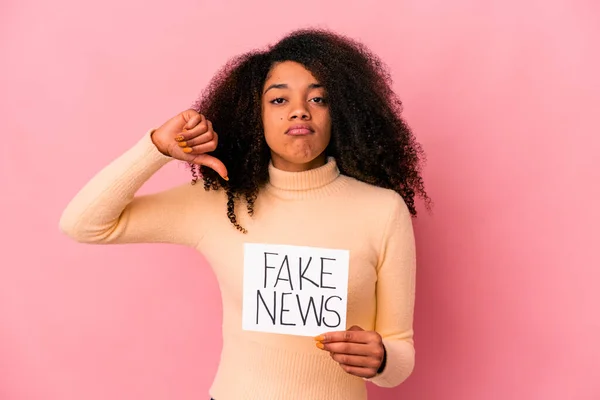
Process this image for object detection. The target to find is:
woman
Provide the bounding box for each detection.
[60,28,429,400]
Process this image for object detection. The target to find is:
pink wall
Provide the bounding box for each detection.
[1,1,598,399]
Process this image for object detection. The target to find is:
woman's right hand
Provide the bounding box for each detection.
[151,109,228,180]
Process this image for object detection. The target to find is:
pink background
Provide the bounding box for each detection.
[1,1,599,399]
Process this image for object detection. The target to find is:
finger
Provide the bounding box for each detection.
[331,353,381,369]
[183,110,203,130]
[184,117,210,138]
[179,122,218,154]
[318,341,373,356]
[178,122,216,148]
[315,330,371,344]
[181,140,218,156]
[175,112,205,142]
[337,364,377,379]
[191,154,228,181]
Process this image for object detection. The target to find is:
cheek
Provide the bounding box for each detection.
[261,109,277,135]
[262,107,285,126]
[318,111,332,140]
[262,120,283,151]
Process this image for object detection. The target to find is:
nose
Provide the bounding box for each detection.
[288,100,311,121]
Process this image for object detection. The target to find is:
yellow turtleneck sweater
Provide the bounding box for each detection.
[59,130,417,400]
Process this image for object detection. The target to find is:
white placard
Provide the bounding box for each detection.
[242,243,350,337]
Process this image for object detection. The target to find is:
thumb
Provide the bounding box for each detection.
[348,325,364,332]
[192,154,229,181]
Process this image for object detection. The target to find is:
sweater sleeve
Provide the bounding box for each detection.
[366,192,417,388]
[59,129,207,248]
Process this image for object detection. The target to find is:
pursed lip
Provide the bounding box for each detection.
[285,124,315,135]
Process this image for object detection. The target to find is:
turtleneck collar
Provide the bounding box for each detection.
[265,157,347,200]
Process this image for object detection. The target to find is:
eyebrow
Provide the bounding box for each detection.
[263,83,323,94]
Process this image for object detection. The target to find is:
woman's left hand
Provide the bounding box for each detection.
[315,325,385,379]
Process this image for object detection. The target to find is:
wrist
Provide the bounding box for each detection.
[377,344,387,374]
[150,129,171,157]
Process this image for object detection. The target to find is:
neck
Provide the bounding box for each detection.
[266,156,348,200]
[270,153,327,172]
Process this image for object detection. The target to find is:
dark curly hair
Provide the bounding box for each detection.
[190,28,430,233]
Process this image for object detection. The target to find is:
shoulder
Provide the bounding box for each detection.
[339,174,410,215]
[337,175,412,236]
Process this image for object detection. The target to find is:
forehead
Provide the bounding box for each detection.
[264,61,320,84]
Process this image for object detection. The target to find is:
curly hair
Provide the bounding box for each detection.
[190,28,430,233]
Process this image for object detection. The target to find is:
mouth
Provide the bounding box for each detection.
[285,124,314,136]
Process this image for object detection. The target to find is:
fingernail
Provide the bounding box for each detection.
[223,176,229,181]
[315,342,324,349]
[175,135,184,142]
[182,147,192,153]
[314,335,325,341]
[177,141,187,147]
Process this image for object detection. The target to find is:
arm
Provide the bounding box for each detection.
[59,130,207,248]
[366,192,417,387]
[315,192,417,385]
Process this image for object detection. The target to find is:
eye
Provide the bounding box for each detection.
[270,98,286,104]
[310,97,327,104]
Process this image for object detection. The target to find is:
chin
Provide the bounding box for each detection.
[270,148,326,170]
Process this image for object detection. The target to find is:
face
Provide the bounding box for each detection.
[261,61,332,172]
